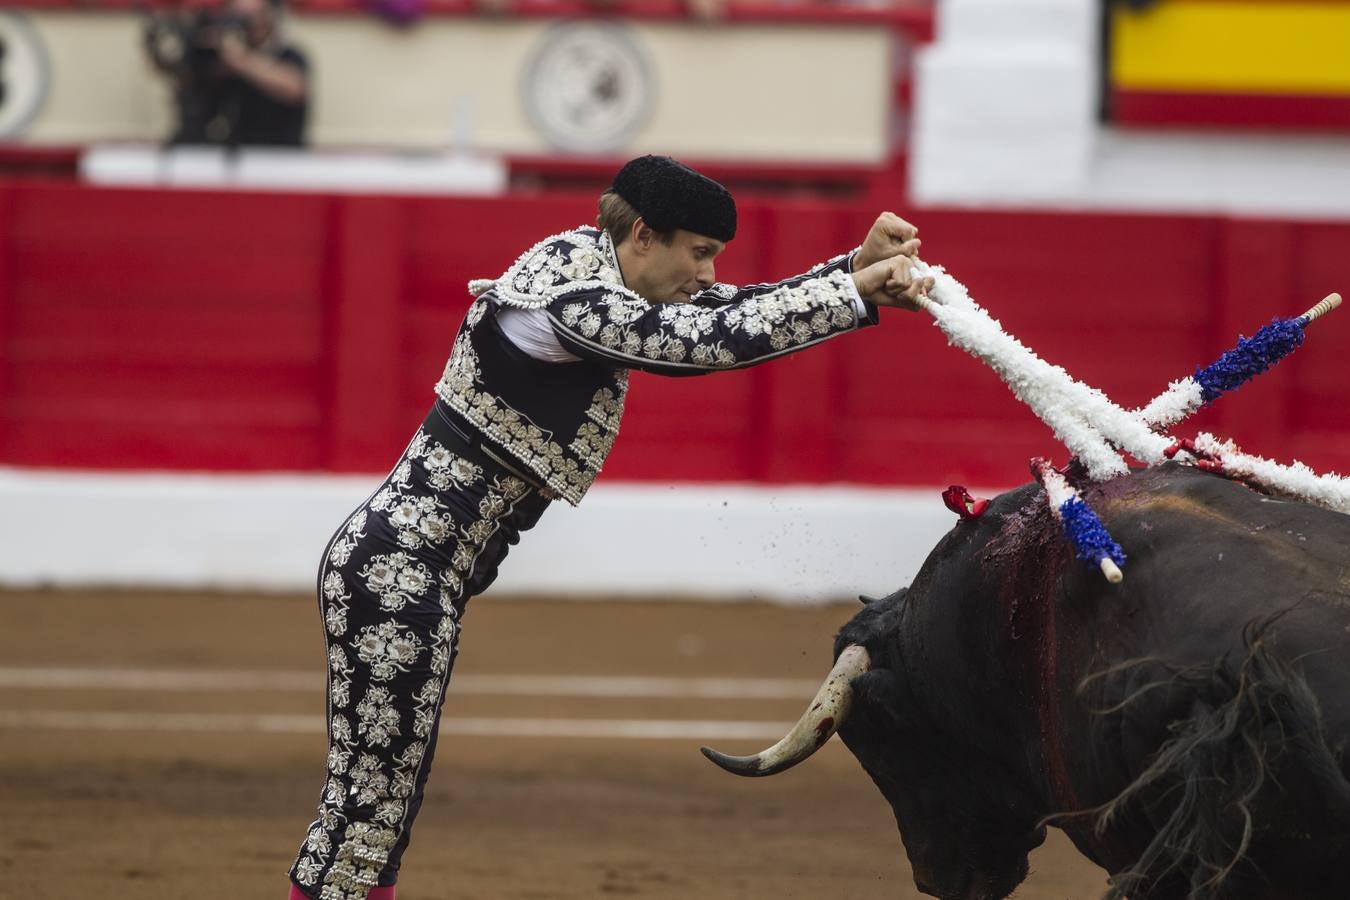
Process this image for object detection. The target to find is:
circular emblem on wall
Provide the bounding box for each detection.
[0,12,51,139]
[523,22,654,153]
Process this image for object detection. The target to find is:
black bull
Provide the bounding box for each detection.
[704,463,1350,900]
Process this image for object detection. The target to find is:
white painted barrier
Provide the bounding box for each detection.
[0,468,970,603]
[79,145,509,196]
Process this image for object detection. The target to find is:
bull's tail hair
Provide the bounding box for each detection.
[1069,616,1346,900]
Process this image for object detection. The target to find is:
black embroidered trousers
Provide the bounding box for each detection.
[289,402,550,899]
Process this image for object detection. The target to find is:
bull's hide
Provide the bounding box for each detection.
[841,463,1348,900]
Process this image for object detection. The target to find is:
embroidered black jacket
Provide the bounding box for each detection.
[435,226,878,505]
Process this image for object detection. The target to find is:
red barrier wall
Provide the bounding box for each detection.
[1,181,1346,488]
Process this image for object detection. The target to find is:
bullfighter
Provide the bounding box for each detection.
[288,154,932,900]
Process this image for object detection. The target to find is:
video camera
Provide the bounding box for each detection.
[142,7,252,82]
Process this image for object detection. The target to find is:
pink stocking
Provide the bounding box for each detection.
[288,881,395,899]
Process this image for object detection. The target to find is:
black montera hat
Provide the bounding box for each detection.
[610,155,737,242]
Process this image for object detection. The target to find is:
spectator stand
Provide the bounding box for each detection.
[0,0,934,201]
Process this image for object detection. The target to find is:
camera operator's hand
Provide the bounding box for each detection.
[218,30,250,71]
[216,30,308,105]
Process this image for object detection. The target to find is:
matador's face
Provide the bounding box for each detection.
[626,229,725,304]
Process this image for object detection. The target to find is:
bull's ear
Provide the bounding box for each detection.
[858,594,878,605]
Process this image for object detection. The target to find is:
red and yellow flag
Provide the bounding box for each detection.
[1110,0,1350,129]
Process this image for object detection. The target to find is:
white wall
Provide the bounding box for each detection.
[909,0,1350,217]
[0,469,966,603]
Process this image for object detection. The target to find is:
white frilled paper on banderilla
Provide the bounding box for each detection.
[1187,434,1350,515]
[910,262,1168,481]
[908,260,1349,521]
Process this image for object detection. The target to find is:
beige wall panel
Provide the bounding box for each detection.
[287,18,549,150]
[21,13,172,143]
[631,25,890,161]
[15,12,889,161]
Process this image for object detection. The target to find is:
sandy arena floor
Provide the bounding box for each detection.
[0,589,1110,899]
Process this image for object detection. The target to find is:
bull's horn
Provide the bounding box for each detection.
[700,644,870,777]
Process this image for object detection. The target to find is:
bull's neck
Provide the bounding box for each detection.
[973,501,1081,816]
[978,499,1099,840]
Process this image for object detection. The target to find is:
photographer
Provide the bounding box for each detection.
[145,0,310,147]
